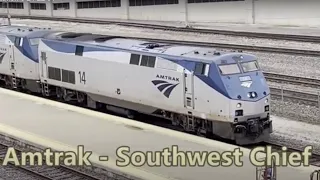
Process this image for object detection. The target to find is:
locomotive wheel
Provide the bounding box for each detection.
[4,76,13,89]
[56,87,64,101]
[126,110,135,119]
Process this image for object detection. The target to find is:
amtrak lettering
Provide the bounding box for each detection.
[156,74,179,82]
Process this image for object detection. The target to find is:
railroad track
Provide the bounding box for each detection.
[264,72,320,89]
[7,16,320,103]
[5,16,320,104]
[263,72,320,107]
[270,87,319,107]
[0,143,101,180]
[6,17,320,104]
[260,143,320,167]
[137,38,320,56]
[2,15,320,43]
[2,15,320,56]
[2,14,320,164]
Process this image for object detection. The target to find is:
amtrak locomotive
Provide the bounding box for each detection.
[0,25,272,145]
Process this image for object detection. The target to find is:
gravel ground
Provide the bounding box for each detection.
[0,166,41,180]
[268,81,320,126]
[6,18,320,80]
[271,99,320,126]
[0,136,124,180]
[270,115,320,155]
[249,52,320,80]
[268,81,320,94]
[7,18,320,124]
[5,18,320,51]
[9,19,320,118]
[12,18,320,120]
[11,18,320,126]
[1,17,320,171]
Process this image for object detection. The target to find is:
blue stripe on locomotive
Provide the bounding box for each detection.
[7,35,104,63]
[7,35,38,63]
[41,39,109,53]
[172,60,229,98]
[41,39,269,102]
[173,59,270,102]
[222,71,270,101]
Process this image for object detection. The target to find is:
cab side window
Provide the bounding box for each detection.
[130,54,140,65]
[129,53,156,68]
[194,62,209,76]
[140,55,155,68]
[14,37,22,47]
[75,45,84,56]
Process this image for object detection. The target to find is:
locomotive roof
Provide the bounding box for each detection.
[0,25,53,38]
[44,31,255,62]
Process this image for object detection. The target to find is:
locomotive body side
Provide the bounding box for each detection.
[38,36,272,144]
[0,26,53,92]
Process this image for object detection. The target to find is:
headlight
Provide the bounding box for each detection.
[236,103,242,108]
[265,98,269,104]
[235,110,243,116]
[247,92,257,98]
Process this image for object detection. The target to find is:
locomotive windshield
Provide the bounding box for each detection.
[218,64,241,75]
[241,61,259,72]
[29,38,40,46]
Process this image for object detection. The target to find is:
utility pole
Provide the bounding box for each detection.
[252,0,256,24]
[6,0,11,26]
[184,0,191,28]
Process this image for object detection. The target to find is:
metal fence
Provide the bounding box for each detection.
[270,83,320,108]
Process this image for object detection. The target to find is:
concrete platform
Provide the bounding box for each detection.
[0,88,318,180]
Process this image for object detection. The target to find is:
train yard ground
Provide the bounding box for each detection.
[6,18,320,78]
[1,17,320,179]
[3,15,320,41]
[0,87,318,180]
[8,18,320,125]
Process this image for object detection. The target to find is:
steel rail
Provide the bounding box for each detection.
[2,16,320,105]
[135,38,320,56]
[5,17,320,93]
[1,15,319,56]
[264,73,320,107]
[264,72,320,89]
[262,143,320,167]
[270,87,319,107]
[1,15,320,43]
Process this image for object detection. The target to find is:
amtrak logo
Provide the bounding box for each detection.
[156,74,179,82]
[241,81,252,88]
[0,52,6,64]
[152,80,179,98]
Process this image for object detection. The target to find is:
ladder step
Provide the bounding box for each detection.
[42,82,50,96]
[186,112,195,131]
[12,76,17,88]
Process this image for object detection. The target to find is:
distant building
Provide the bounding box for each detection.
[0,0,319,27]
